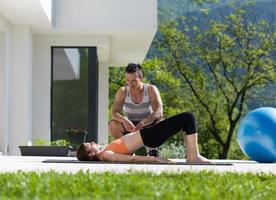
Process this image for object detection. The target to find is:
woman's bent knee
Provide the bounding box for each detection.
[182,112,197,135]
[183,112,196,121]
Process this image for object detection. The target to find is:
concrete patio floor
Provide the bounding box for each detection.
[0,156,275,174]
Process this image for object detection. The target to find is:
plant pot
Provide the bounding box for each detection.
[19,146,70,156]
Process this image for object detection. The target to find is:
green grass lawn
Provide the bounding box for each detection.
[0,171,275,200]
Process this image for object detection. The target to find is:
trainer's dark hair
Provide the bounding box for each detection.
[125,63,143,79]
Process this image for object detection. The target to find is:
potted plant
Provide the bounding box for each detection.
[19,139,71,156]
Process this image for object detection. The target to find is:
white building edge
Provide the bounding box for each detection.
[0,0,157,155]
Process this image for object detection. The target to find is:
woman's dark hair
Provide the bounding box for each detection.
[76,143,90,161]
[76,143,100,161]
[125,63,143,79]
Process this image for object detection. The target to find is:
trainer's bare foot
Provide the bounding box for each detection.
[186,155,212,164]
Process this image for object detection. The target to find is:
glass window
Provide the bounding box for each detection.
[51,48,89,149]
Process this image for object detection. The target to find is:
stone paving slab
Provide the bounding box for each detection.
[0,156,275,174]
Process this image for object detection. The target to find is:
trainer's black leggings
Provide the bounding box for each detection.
[140,112,197,148]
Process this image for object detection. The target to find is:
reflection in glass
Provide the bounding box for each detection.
[52,48,88,149]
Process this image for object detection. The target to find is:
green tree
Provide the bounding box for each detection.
[158,0,220,23]
[155,1,276,158]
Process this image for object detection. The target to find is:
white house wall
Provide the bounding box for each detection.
[51,0,157,66]
[0,0,52,32]
[9,25,33,155]
[33,35,110,149]
[0,15,10,154]
[98,61,109,144]
[110,31,156,66]
[0,32,8,154]
[54,0,156,33]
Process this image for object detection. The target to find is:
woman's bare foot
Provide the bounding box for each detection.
[186,155,212,164]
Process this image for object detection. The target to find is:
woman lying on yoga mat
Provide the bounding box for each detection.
[77,112,210,164]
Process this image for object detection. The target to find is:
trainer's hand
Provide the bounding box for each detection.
[155,157,174,164]
[135,121,144,130]
[122,118,136,132]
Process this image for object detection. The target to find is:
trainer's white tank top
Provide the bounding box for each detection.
[123,84,153,122]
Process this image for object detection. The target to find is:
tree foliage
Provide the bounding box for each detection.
[158,0,232,24]
[154,1,276,158]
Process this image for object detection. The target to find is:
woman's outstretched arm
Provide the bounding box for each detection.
[100,150,173,163]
